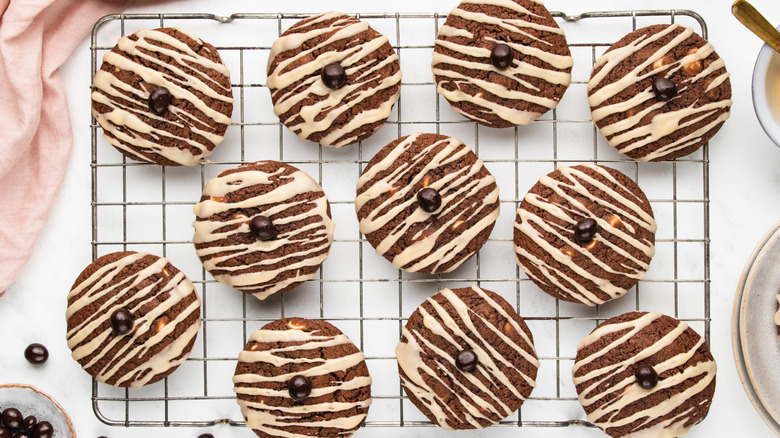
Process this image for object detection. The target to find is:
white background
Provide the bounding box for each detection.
[1,0,779,437]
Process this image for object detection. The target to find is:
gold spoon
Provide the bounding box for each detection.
[733,0,780,52]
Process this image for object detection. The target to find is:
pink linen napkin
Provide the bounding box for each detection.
[0,0,131,297]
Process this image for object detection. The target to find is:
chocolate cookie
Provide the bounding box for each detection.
[573,312,716,438]
[588,24,732,162]
[66,251,201,388]
[193,161,334,300]
[432,0,572,128]
[356,133,499,274]
[233,318,371,438]
[776,292,780,341]
[513,164,656,306]
[267,12,401,147]
[396,286,539,430]
[92,28,233,166]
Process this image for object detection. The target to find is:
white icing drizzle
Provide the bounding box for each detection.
[267,12,401,147]
[588,24,731,162]
[192,162,334,300]
[572,312,716,438]
[66,252,201,389]
[396,286,539,430]
[233,321,372,438]
[355,133,499,273]
[513,164,657,306]
[432,0,572,127]
[92,28,233,166]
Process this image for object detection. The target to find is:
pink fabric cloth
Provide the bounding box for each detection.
[0,0,130,296]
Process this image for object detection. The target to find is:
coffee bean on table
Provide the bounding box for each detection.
[24,344,48,365]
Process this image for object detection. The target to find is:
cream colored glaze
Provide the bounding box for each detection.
[395,286,539,430]
[233,326,371,437]
[432,0,572,126]
[355,133,499,273]
[513,164,657,306]
[92,28,233,166]
[588,24,731,162]
[572,312,716,438]
[267,12,401,147]
[66,252,201,389]
[193,163,334,300]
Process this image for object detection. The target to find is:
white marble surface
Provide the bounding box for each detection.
[1,0,779,437]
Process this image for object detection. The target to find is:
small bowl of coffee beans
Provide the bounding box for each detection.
[0,384,74,438]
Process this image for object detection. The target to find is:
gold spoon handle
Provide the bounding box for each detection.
[733,0,780,52]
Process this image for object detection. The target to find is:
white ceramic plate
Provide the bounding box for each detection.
[733,219,780,436]
[0,384,75,437]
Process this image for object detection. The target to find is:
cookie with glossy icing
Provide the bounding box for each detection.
[776,293,780,341]
[66,251,201,388]
[234,318,371,438]
[573,312,716,438]
[267,12,401,147]
[588,24,732,162]
[513,164,656,306]
[432,0,572,128]
[92,28,233,166]
[356,133,499,274]
[193,161,334,300]
[396,286,539,430]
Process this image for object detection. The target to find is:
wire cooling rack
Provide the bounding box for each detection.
[89,9,711,431]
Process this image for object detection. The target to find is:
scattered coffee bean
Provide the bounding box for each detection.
[24,344,48,365]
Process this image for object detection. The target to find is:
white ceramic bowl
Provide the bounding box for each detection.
[752,26,780,147]
[0,384,76,437]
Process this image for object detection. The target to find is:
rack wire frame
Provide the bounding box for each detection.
[89,9,711,429]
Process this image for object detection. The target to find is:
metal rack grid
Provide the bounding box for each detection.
[89,9,711,430]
